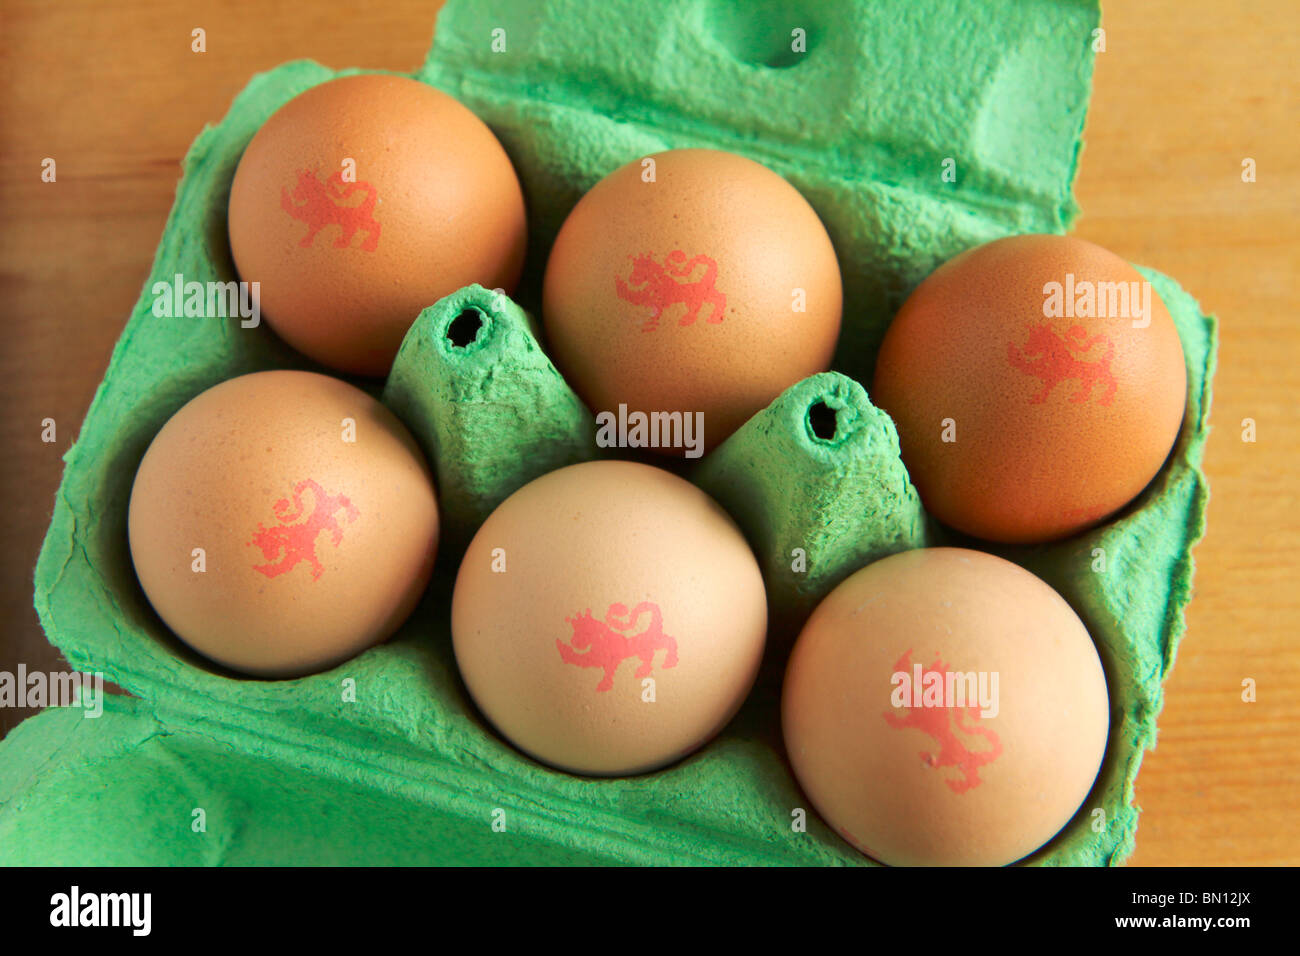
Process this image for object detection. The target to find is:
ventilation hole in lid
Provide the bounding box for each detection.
[807,401,839,441]
[447,308,485,348]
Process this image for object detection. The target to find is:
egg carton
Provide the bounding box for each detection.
[0,0,1215,865]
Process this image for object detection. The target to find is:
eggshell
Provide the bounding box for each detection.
[541,149,842,454]
[871,234,1187,543]
[228,74,527,376]
[128,370,439,677]
[782,547,1109,867]
[451,460,767,775]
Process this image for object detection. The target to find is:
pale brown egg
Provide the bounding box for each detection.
[871,234,1187,544]
[542,149,842,455]
[451,460,767,775]
[128,370,439,677]
[782,547,1109,867]
[228,74,527,376]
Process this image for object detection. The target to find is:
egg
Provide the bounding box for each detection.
[228,74,527,377]
[128,370,439,677]
[871,234,1187,543]
[782,547,1109,866]
[451,460,766,775]
[542,149,842,454]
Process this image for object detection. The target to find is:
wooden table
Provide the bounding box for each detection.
[1,1,1295,865]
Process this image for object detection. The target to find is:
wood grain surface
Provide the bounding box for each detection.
[0,1,1295,865]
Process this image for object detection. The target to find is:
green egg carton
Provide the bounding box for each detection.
[0,0,1216,866]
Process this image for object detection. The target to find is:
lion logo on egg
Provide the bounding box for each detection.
[883,650,1002,794]
[248,478,359,582]
[280,170,382,252]
[1007,324,1118,406]
[614,251,727,332]
[557,601,679,692]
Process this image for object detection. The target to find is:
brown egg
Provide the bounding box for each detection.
[451,460,767,775]
[782,548,1109,866]
[128,370,439,677]
[871,234,1187,543]
[542,149,842,455]
[228,74,527,376]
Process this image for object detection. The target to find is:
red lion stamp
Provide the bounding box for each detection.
[557,601,679,692]
[614,251,727,332]
[248,479,359,581]
[883,650,1002,794]
[280,170,382,252]
[1007,324,1117,406]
